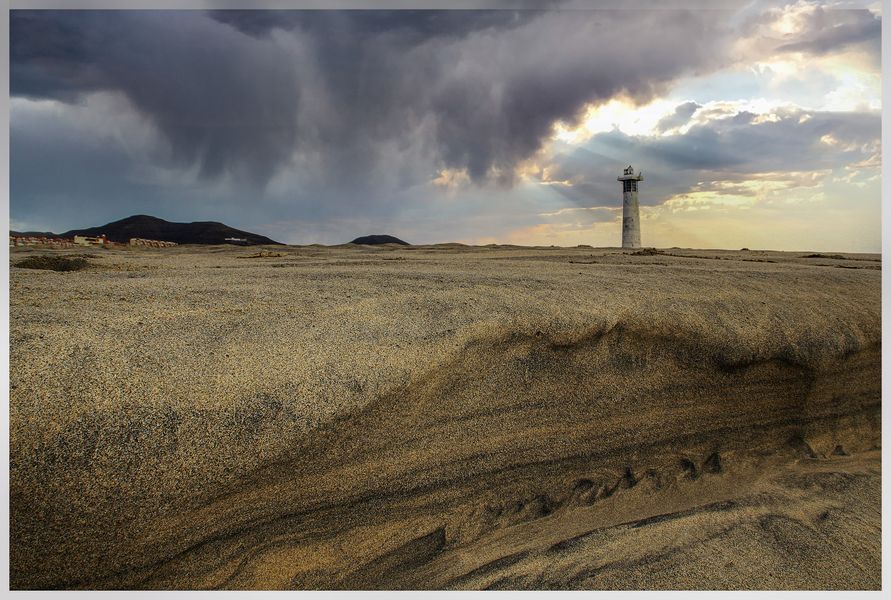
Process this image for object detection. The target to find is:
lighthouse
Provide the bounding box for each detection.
[617,165,643,248]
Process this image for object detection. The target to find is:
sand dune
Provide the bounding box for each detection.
[9,245,881,589]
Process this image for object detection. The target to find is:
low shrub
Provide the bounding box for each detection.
[15,255,90,272]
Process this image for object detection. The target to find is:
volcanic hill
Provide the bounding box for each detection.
[349,234,409,245]
[13,215,281,246]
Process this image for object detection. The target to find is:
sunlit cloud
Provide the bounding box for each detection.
[847,153,881,169]
[550,97,823,148]
[432,168,471,192]
[553,98,680,143]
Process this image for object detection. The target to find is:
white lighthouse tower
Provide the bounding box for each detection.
[617,165,643,248]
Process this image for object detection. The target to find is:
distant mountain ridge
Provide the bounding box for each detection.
[12,215,281,246]
[349,234,409,245]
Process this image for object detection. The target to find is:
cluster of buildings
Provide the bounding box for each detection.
[128,238,178,248]
[9,236,78,248]
[10,234,177,248]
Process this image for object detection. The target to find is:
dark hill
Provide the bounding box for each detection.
[9,230,59,238]
[350,234,409,245]
[46,215,281,245]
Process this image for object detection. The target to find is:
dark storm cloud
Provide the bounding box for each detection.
[11,11,110,101]
[422,8,730,182]
[11,8,732,191]
[10,97,183,232]
[737,1,881,63]
[209,8,542,41]
[645,109,880,174]
[654,101,701,133]
[13,10,303,186]
[776,7,880,56]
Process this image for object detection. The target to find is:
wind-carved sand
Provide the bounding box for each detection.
[9,245,881,589]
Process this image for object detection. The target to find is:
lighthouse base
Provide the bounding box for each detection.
[622,191,641,248]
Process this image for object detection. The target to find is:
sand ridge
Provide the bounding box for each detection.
[8,244,881,589]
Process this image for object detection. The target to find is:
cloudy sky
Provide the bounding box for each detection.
[10,2,882,249]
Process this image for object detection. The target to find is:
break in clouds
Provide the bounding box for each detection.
[9,3,882,247]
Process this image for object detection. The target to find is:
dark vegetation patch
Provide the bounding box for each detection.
[663,252,777,264]
[236,250,285,258]
[15,255,90,272]
[629,248,663,256]
[802,253,846,260]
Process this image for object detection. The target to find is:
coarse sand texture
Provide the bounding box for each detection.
[9,244,881,590]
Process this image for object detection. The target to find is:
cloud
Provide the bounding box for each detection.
[12,8,734,193]
[654,101,701,133]
[736,1,881,66]
[538,205,620,228]
[774,3,881,56]
[13,11,307,187]
[209,8,542,41]
[533,102,880,212]
[9,6,882,251]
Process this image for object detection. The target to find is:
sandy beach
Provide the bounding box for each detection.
[9,244,881,590]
